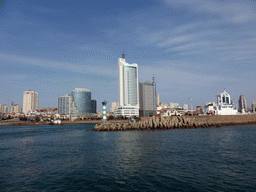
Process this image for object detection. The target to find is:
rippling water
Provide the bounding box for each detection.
[1,124,256,191]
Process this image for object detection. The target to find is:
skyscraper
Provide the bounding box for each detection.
[118,51,139,106]
[139,79,156,116]
[23,90,39,113]
[115,51,139,117]
[71,88,92,114]
[238,95,247,112]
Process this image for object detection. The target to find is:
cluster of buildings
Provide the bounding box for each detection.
[204,90,254,115]
[58,88,97,115]
[1,51,255,120]
[112,51,157,117]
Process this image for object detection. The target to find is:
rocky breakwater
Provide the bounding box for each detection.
[93,116,213,132]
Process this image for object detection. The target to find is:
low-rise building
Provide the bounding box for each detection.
[205,90,237,115]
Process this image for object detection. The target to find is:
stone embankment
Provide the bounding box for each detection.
[93,115,256,132]
[93,116,213,132]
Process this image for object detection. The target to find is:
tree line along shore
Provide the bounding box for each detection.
[93,114,256,132]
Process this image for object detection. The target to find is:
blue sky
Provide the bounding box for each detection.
[0,0,255,111]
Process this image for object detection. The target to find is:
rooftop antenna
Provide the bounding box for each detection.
[122,49,125,59]
[153,74,155,83]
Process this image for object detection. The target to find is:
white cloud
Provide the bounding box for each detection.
[158,35,194,47]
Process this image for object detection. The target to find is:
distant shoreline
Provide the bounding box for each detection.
[0,119,130,127]
[1,115,256,128]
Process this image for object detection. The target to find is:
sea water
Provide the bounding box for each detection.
[1,124,256,191]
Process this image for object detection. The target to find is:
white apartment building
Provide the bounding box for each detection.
[23,90,39,113]
[0,104,9,113]
[115,51,139,117]
[10,104,22,113]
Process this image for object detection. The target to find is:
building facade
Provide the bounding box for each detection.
[238,95,247,113]
[10,104,22,113]
[91,99,97,114]
[110,102,119,113]
[58,94,73,114]
[156,94,160,106]
[115,51,139,117]
[71,88,92,114]
[139,80,156,116]
[0,104,9,113]
[23,90,39,113]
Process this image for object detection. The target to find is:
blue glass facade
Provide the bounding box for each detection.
[123,66,138,105]
[71,89,92,114]
[91,99,97,113]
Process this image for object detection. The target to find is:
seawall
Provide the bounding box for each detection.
[141,114,256,126]
[93,114,256,132]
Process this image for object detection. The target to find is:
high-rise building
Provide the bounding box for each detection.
[23,90,39,113]
[238,95,247,112]
[91,99,97,114]
[110,102,119,113]
[58,94,73,114]
[139,79,156,116]
[156,94,160,106]
[115,51,139,117]
[71,88,92,114]
[118,51,139,106]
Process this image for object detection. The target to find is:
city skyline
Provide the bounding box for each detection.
[0,0,255,110]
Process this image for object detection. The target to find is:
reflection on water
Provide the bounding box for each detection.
[0,124,256,191]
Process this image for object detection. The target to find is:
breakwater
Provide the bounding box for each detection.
[93,114,256,131]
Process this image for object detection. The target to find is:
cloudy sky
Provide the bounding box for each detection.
[0,0,255,110]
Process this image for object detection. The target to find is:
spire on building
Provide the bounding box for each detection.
[122,49,125,59]
[153,74,155,83]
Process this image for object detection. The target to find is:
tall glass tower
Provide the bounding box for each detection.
[118,51,138,107]
[71,88,92,114]
[115,51,139,117]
